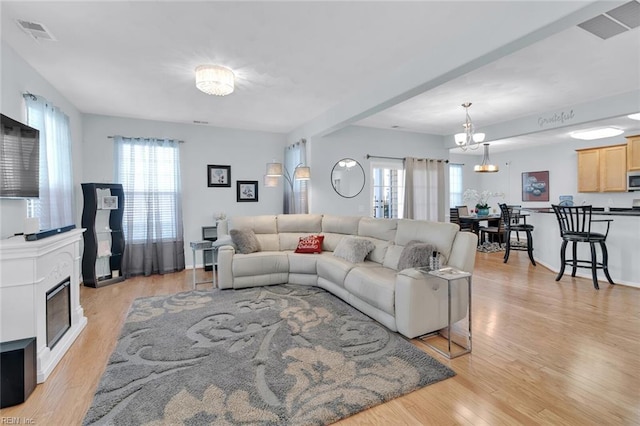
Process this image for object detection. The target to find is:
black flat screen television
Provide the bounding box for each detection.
[0,113,40,198]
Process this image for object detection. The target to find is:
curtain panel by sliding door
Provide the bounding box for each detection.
[114,136,185,277]
[403,157,445,221]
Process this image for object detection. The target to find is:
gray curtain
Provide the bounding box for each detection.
[114,136,185,277]
[283,139,309,214]
[403,157,445,221]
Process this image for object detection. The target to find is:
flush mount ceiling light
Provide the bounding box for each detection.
[195,65,235,96]
[474,143,499,173]
[628,113,640,121]
[454,102,485,151]
[570,127,624,140]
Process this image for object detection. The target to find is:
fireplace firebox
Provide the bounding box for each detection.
[46,278,71,349]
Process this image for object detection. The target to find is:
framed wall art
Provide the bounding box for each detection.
[522,170,549,202]
[207,165,231,188]
[237,180,258,202]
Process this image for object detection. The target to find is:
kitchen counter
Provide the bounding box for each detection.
[525,207,640,216]
[526,210,640,288]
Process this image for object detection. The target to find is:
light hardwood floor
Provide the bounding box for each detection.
[2,250,639,425]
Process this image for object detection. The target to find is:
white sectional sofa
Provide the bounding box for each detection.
[216,214,477,339]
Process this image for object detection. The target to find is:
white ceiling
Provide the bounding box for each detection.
[1,1,639,153]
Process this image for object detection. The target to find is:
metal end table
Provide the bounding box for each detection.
[190,241,218,288]
[418,267,472,359]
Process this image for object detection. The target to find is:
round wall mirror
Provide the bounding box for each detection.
[331,158,365,198]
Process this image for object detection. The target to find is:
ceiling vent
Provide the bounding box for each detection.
[577,0,639,39]
[15,19,57,42]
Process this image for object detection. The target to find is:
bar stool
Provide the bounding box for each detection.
[498,203,536,266]
[551,204,614,290]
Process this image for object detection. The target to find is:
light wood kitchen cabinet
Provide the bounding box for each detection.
[576,144,627,192]
[577,148,600,192]
[627,134,640,171]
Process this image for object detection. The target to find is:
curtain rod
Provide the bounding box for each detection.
[108,135,184,143]
[365,154,449,163]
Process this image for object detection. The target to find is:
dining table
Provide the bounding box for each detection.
[458,214,502,235]
[459,210,530,243]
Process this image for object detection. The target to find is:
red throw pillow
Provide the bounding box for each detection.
[294,235,324,254]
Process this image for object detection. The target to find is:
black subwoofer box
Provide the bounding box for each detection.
[1,337,37,408]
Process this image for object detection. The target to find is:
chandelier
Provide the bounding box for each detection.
[195,65,235,96]
[474,143,499,173]
[454,102,485,151]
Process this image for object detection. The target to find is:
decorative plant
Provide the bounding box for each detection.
[463,189,504,210]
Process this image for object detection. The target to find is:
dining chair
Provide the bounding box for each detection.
[450,208,473,232]
[479,216,505,245]
[456,205,469,216]
[551,204,614,290]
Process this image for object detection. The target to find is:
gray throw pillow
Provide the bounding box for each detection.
[229,228,261,254]
[333,236,375,264]
[397,240,437,270]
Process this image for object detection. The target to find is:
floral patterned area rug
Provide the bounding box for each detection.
[84,284,455,425]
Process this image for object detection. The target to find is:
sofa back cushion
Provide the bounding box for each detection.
[277,214,324,251]
[357,217,397,264]
[395,219,458,263]
[358,217,397,241]
[321,215,361,251]
[277,214,322,233]
[228,215,279,251]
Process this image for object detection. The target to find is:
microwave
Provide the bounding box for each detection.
[629,171,640,191]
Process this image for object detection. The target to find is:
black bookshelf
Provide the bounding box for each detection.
[81,183,126,288]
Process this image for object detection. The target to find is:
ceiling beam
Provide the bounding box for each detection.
[287,1,626,143]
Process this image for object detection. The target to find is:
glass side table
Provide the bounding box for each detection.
[418,267,472,359]
[189,240,218,289]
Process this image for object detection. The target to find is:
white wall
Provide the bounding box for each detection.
[451,135,638,210]
[0,41,84,238]
[82,114,286,263]
[309,125,448,216]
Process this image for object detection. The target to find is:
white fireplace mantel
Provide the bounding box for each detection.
[0,229,87,383]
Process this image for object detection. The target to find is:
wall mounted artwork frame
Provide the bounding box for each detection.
[237,180,259,202]
[207,165,231,187]
[522,170,549,202]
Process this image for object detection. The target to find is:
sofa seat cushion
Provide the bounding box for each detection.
[287,252,320,274]
[317,254,354,287]
[316,254,378,288]
[232,251,289,277]
[344,266,397,315]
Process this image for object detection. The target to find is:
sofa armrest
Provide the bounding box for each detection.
[217,245,235,289]
[395,267,469,339]
[447,231,478,273]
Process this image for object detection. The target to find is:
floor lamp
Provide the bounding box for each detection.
[265,161,311,212]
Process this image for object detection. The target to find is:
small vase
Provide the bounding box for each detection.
[477,208,490,216]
